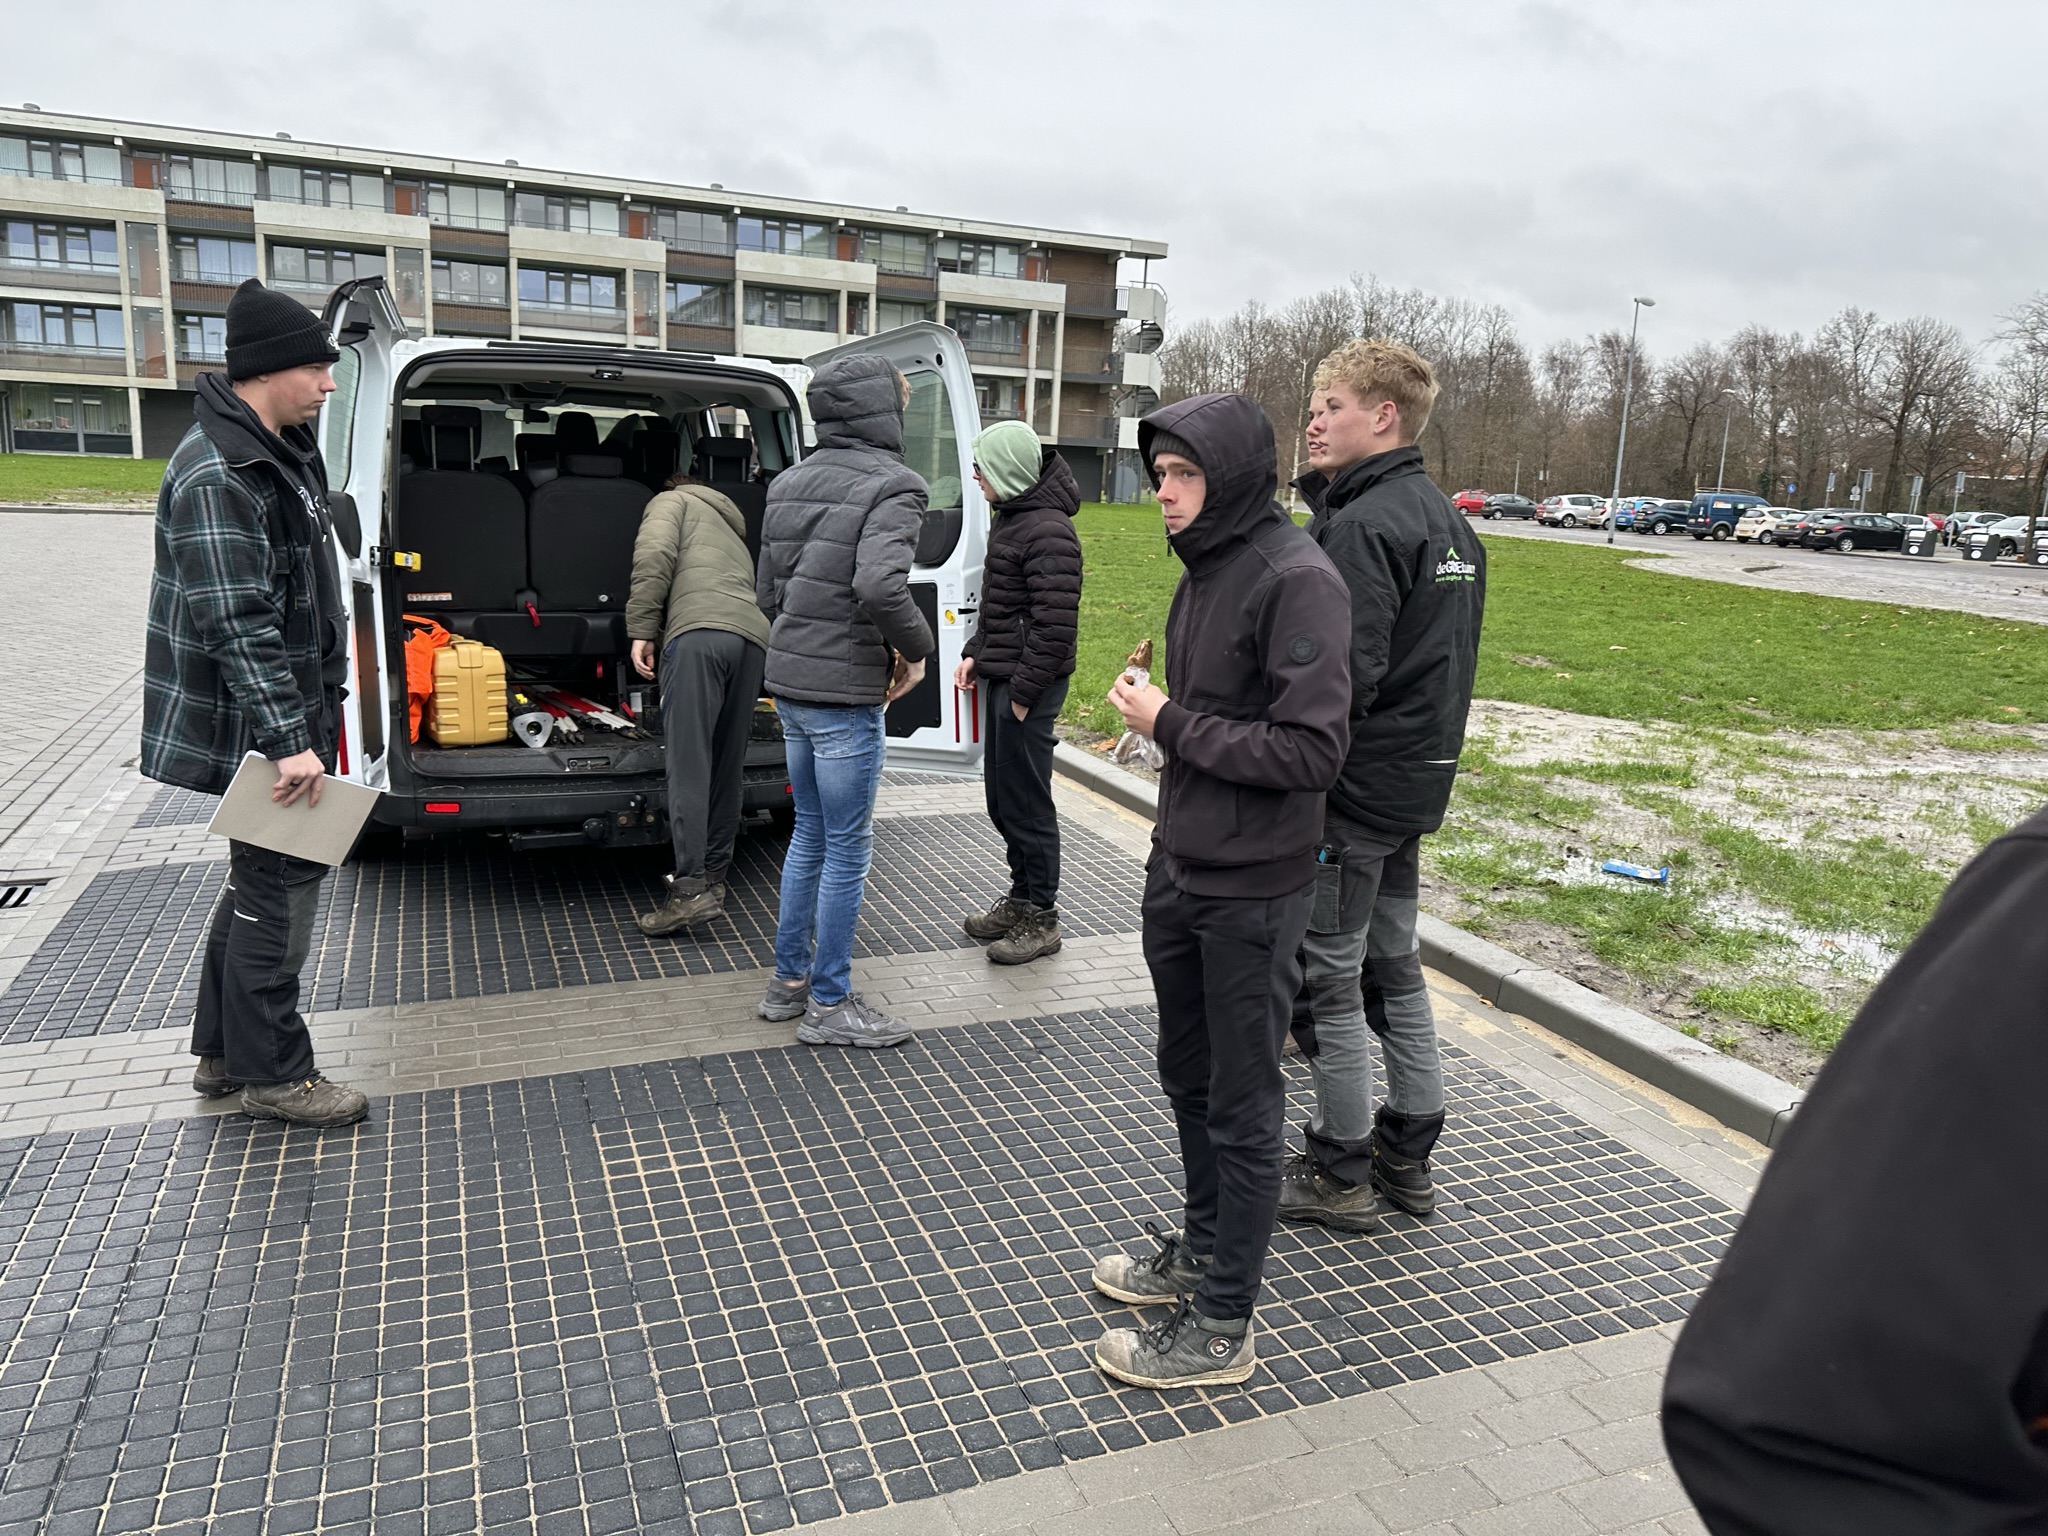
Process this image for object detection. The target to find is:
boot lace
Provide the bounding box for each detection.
[1136,1220,1185,1278]
[1137,1297,1194,1355]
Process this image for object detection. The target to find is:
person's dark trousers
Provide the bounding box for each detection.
[661,629,768,884]
[984,676,1067,908]
[1143,859,1314,1322]
[192,840,327,1086]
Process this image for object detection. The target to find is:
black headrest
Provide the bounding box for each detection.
[562,454,624,478]
[515,434,556,467]
[694,436,752,481]
[554,412,601,456]
[601,414,646,449]
[429,423,474,473]
[420,404,482,434]
[400,419,427,462]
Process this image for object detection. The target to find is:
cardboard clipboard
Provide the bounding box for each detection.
[205,753,381,866]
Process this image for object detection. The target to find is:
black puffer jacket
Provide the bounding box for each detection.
[1144,394,1352,898]
[757,356,935,706]
[962,448,1081,710]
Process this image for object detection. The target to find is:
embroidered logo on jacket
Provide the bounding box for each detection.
[1435,545,1478,582]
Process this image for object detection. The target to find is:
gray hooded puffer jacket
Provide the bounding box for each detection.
[756,355,936,706]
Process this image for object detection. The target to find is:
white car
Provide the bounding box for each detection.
[1734,507,1800,544]
[1969,516,2048,557]
[1536,493,1609,529]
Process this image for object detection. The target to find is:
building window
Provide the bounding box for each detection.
[742,286,834,332]
[879,300,932,331]
[859,229,930,276]
[392,179,507,231]
[432,257,508,307]
[176,312,228,362]
[665,280,732,327]
[516,266,621,313]
[4,301,125,355]
[935,237,1022,279]
[2,219,118,272]
[263,165,385,210]
[140,152,258,207]
[171,234,258,286]
[268,244,386,293]
[736,217,831,259]
[0,136,121,185]
[126,222,162,298]
[847,294,871,337]
[975,375,1024,421]
[648,207,733,255]
[512,192,620,236]
[4,382,132,453]
[950,307,1025,356]
[131,306,167,378]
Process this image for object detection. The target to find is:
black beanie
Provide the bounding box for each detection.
[1147,427,1201,472]
[224,279,340,380]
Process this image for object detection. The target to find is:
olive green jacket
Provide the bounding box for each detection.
[625,485,770,653]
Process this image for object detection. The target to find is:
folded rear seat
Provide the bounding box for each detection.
[396,405,528,621]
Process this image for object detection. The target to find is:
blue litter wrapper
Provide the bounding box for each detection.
[1601,859,1670,884]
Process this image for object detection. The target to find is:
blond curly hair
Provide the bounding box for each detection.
[1312,338,1439,444]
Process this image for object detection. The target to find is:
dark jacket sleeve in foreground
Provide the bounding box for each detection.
[1152,558,1350,793]
[1662,810,2048,1535]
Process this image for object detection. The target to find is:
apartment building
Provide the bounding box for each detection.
[0,107,1167,497]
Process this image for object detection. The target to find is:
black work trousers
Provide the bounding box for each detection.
[192,840,328,1086]
[984,676,1066,908]
[662,629,767,884]
[1142,859,1314,1321]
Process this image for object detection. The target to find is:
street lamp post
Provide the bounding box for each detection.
[1606,296,1655,545]
[1714,386,1738,492]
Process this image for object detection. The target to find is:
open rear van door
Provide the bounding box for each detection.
[804,322,986,773]
[318,277,408,793]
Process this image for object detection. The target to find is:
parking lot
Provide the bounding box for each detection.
[1476,518,2048,627]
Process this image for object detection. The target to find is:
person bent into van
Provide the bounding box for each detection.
[1279,340,1486,1233]
[1093,395,1351,1390]
[142,279,369,1129]
[954,420,1083,965]
[754,357,932,1048]
[627,469,771,934]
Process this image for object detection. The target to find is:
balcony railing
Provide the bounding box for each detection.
[978,407,1025,427]
[0,258,121,292]
[0,339,128,373]
[172,266,257,288]
[177,342,226,363]
[965,344,1027,366]
[516,303,626,333]
[435,290,509,309]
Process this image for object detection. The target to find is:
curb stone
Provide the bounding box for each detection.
[1051,741,1803,1146]
[0,501,156,515]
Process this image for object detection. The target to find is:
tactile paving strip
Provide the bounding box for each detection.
[0,1007,1730,1536]
[0,814,1146,1044]
[130,785,221,829]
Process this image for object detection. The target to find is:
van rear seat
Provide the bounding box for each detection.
[396,406,527,613]
[695,436,768,559]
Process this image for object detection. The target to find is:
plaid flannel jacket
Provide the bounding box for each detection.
[142,419,335,795]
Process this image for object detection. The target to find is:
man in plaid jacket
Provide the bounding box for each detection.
[143,278,368,1128]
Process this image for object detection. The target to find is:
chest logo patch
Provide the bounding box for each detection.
[1289,635,1319,664]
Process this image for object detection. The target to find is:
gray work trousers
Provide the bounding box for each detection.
[661,629,766,885]
[1295,826,1444,1172]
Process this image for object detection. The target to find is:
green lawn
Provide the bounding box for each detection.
[0,454,166,504]
[1069,507,2047,730]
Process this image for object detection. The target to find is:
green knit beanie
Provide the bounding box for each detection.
[971,420,1044,504]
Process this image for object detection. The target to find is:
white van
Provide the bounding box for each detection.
[316,278,987,851]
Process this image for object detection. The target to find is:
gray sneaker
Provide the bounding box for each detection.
[1090,1221,1211,1306]
[1095,1299,1255,1390]
[758,974,811,1021]
[240,1073,369,1128]
[963,895,1033,941]
[796,992,913,1049]
[1277,1153,1383,1234]
[987,906,1061,965]
[192,1056,241,1099]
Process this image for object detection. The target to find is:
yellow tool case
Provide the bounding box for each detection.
[427,640,510,746]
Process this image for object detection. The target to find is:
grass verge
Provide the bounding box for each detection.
[0,453,166,503]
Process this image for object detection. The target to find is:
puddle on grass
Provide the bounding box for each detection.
[1701,892,1897,977]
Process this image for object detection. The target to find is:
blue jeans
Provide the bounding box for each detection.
[772,701,887,1005]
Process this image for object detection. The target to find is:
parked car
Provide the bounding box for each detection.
[1453,488,1490,515]
[1483,493,1539,520]
[1734,507,1801,544]
[1687,490,1771,540]
[1776,508,1847,549]
[1967,516,2048,557]
[1537,493,1608,528]
[1634,499,1693,536]
[1946,510,2007,545]
[1800,512,1907,553]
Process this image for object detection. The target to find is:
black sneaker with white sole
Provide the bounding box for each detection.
[1095,1298,1255,1389]
[1090,1221,1211,1306]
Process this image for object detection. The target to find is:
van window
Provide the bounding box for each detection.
[323,346,360,488]
[900,368,964,564]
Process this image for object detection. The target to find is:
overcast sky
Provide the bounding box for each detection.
[14,0,2045,357]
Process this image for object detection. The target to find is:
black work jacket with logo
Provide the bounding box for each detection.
[1298,447,1486,838]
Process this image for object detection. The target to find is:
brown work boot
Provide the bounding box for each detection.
[988,906,1062,965]
[638,875,727,936]
[192,1056,242,1099]
[241,1073,370,1128]
[962,895,1033,941]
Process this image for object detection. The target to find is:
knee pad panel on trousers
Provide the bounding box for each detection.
[1365,948,1425,997]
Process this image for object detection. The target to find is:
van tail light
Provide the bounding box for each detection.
[424,802,461,814]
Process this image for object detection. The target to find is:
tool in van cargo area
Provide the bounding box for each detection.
[530,685,643,737]
[516,690,582,741]
[428,639,510,746]
[511,711,554,749]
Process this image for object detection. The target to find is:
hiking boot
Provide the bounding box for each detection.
[192,1056,241,1099]
[963,895,1033,941]
[1090,1221,1211,1306]
[1278,1153,1383,1234]
[759,974,811,1022]
[638,876,727,936]
[1095,1298,1255,1390]
[1370,1135,1437,1217]
[987,906,1062,965]
[797,992,914,1049]
[240,1073,369,1128]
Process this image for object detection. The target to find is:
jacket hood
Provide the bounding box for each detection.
[809,355,905,454]
[194,370,323,484]
[998,447,1081,521]
[1296,444,1427,514]
[1140,393,1284,570]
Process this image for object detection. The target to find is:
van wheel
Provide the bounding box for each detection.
[1711,524,1732,541]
